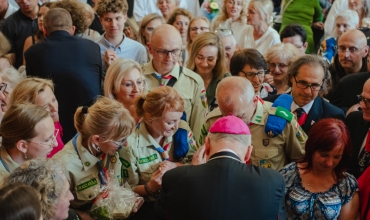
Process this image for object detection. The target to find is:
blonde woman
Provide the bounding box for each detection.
[104,58,146,123]
[265,43,300,94]
[243,0,280,55]
[211,0,250,48]
[187,32,229,110]
[0,67,25,113]
[120,86,198,218]
[158,0,180,20]
[185,16,210,64]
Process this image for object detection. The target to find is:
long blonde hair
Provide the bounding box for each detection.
[211,0,250,31]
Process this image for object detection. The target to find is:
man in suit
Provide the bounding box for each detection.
[25,8,102,142]
[264,54,345,134]
[155,115,286,220]
[346,78,370,178]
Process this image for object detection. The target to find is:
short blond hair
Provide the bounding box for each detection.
[0,67,26,90]
[211,0,250,31]
[265,43,300,65]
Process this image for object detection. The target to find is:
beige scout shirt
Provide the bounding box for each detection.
[53,134,122,209]
[0,147,20,185]
[142,61,207,144]
[200,100,306,171]
[119,121,197,200]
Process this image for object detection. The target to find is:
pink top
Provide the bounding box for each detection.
[48,121,64,158]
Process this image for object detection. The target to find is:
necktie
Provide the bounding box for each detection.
[294,108,307,126]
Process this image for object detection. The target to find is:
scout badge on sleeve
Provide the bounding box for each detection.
[172,112,189,161]
[200,88,207,108]
[265,94,293,137]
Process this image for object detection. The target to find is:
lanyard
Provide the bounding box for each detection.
[0,155,9,172]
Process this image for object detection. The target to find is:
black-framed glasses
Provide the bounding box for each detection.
[153,48,182,58]
[0,83,7,95]
[215,29,233,35]
[240,70,265,80]
[28,129,59,148]
[358,94,370,108]
[293,76,322,91]
[269,63,288,69]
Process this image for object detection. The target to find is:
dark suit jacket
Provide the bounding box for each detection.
[346,111,370,178]
[330,72,369,112]
[25,30,102,142]
[155,151,286,220]
[264,95,345,134]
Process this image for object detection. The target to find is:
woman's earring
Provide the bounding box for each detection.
[24,153,28,159]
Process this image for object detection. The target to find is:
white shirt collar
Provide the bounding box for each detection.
[291,99,315,114]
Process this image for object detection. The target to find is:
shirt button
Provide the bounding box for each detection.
[89,195,92,198]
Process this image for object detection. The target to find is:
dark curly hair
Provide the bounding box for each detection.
[51,0,88,34]
[95,0,128,18]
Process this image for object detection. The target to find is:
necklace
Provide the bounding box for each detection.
[208,155,242,163]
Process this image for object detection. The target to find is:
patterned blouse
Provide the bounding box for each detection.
[279,162,358,220]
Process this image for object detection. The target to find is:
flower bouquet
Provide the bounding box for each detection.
[201,0,219,21]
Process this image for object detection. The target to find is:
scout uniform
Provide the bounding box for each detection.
[54,134,122,209]
[0,147,20,186]
[142,61,207,144]
[200,99,306,171]
[119,121,198,201]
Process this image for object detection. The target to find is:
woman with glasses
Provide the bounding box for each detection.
[0,67,25,113]
[185,17,210,62]
[230,48,277,98]
[0,103,56,183]
[187,32,229,110]
[265,43,300,94]
[279,118,359,220]
[104,58,146,124]
[137,13,165,61]
[211,0,249,48]
[9,77,64,158]
[242,0,280,55]
[53,97,135,218]
[120,86,198,219]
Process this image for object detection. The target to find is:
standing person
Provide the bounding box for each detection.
[158,0,180,20]
[156,115,286,220]
[54,97,135,219]
[187,32,229,110]
[185,16,210,64]
[142,24,207,144]
[1,0,39,68]
[280,118,359,219]
[280,0,323,54]
[243,0,281,55]
[280,23,309,56]
[0,67,25,113]
[120,86,197,219]
[211,0,250,48]
[215,28,237,72]
[96,0,147,71]
[24,8,102,143]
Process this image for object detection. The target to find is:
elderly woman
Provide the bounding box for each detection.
[211,0,250,48]
[138,13,165,60]
[0,67,25,113]
[9,78,64,158]
[120,86,198,219]
[230,48,276,98]
[187,32,229,110]
[243,0,280,55]
[0,183,42,220]
[5,159,75,220]
[318,10,359,63]
[167,8,193,51]
[104,58,145,123]
[265,43,300,94]
[158,0,180,20]
[279,118,359,219]
[82,3,101,41]
[0,104,57,182]
[54,97,135,217]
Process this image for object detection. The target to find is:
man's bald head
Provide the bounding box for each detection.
[151,24,182,47]
[216,77,256,123]
[339,29,367,46]
[361,78,370,122]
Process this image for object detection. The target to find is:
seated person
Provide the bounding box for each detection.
[0,32,12,68]
[0,67,25,113]
[280,23,308,56]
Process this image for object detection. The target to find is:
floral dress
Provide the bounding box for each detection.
[279,162,358,220]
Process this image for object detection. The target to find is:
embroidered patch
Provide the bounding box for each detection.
[263,139,269,146]
[296,126,308,143]
[122,169,129,178]
[138,154,158,164]
[188,132,198,151]
[200,95,207,108]
[260,160,271,168]
[76,178,98,192]
[275,106,293,122]
[119,157,130,168]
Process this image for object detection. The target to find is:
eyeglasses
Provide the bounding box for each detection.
[240,70,265,80]
[0,83,7,95]
[214,29,233,35]
[293,76,322,91]
[28,129,59,148]
[338,46,367,54]
[269,63,288,69]
[153,48,182,58]
[190,27,210,32]
[358,94,370,108]
[109,138,127,150]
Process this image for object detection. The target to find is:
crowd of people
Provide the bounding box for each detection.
[0,0,370,219]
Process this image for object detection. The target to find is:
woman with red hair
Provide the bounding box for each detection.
[279,118,359,219]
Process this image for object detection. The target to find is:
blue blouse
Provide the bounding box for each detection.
[279,162,358,220]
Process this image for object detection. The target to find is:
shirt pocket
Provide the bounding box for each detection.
[253,146,279,168]
[75,173,100,201]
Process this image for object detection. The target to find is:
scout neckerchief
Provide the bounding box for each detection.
[0,149,9,172]
[72,133,110,186]
[359,129,370,175]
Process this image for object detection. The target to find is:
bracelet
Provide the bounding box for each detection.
[144,183,159,197]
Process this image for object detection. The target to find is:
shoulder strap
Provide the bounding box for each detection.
[166,66,182,87]
[0,155,9,172]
